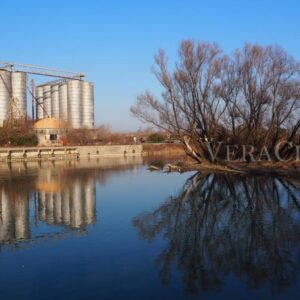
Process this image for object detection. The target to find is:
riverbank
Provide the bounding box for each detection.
[1,143,298,179]
[142,143,186,156]
[0,145,143,161]
[0,143,184,161]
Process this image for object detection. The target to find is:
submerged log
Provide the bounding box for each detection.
[167,164,182,172]
[148,165,160,171]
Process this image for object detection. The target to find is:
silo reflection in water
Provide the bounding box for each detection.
[0,189,13,242]
[53,193,62,223]
[0,167,98,249]
[36,177,96,230]
[0,188,30,242]
[71,183,83,228]
[45,193,54,224]
[62,188,71,226]
[38,192,46,221]
[83,178,96,225]
[14,195,30,240]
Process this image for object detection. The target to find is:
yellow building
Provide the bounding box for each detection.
[33,117,67,146]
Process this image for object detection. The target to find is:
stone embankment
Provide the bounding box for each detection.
[0,145,143,162]
[0,143,185,162]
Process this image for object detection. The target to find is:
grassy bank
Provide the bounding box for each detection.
[142,143,186,156]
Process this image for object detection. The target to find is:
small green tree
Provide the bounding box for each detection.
[146,133,165,143]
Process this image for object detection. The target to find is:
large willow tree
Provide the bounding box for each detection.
[131,41,300,163]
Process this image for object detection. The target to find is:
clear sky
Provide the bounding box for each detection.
[1,0,299,131]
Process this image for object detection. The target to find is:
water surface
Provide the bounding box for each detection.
[0,157,300,299]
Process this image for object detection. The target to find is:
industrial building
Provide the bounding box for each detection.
[0,62,95,129]
[33,117,68,146]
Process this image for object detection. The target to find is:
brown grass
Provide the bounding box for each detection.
[143,143,186,155]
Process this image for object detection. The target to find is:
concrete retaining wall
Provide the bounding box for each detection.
[0,144,187,162]
[0,145,143,162]
[0,147,79,162]
[77,145,143,157]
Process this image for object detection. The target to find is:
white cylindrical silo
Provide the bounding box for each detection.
[11,71,27,120]
[43,84,52,118]
[36,86,44,120]
[0,69,11,126]
[82,81,94,129]
[59,83,68,122]
[67,80,82,129]
[51,84,60,118]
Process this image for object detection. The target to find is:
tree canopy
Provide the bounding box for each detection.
[131,41,300,163]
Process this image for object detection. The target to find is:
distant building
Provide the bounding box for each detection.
[33,117,67,146]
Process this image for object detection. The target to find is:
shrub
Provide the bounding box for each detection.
[146,133,165,143]
[10,134,38,146]
[0,120,38,146]
[67,129,94,145]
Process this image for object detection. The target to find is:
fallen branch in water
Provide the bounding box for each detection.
[148,165,161,171]
[167,164,183,172]
[160,160,300,178]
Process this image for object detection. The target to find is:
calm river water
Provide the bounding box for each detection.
[0,156,300,300]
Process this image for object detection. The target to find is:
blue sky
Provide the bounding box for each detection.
[1,0,299,131]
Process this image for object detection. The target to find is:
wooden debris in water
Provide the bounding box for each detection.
[166,164,182,172]
[148,165,160,171]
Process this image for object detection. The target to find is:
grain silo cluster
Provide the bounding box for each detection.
[0,62,95,129]
[36,79,94,129]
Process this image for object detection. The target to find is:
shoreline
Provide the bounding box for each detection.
[0,143,184,162]
[166,160,300,178]
[0,143,299,178]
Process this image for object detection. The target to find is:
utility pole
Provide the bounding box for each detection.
[31,79,35,120]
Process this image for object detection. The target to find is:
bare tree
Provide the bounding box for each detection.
[218,45,300,151]
[131,41,300,163]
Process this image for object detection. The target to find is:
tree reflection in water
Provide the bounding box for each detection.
[133,173,300,295]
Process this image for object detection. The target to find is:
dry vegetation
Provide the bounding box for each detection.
[66,124,168,146]
[0,119,38,146]
[0,119,172,148]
